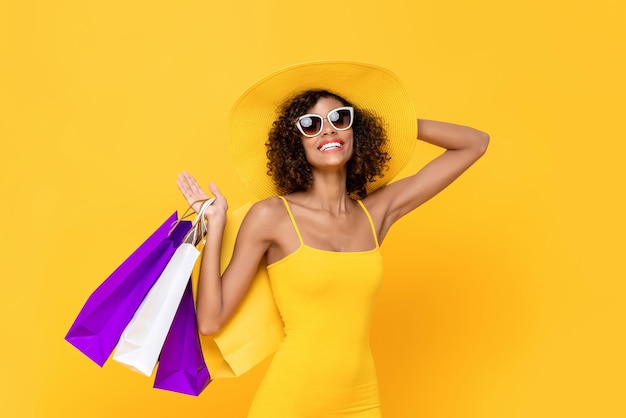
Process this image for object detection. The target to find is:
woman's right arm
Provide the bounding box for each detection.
[176,173,272,335]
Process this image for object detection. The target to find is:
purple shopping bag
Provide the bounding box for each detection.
[153,280,211,396]
[65,213,192,366]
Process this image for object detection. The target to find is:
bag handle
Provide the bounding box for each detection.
[181,198,215,246]
[169,198,213,236]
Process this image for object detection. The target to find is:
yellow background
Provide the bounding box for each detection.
[1,0,625,417]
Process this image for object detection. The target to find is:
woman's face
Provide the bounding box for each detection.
[298,96,354,169]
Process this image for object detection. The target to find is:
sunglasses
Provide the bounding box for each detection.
[295,106,354,138]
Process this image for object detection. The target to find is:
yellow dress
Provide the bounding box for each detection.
[247,197,384,418]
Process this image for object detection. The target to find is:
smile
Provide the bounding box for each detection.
[318,140,344,152]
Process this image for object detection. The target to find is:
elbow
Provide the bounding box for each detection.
[474,130,490,156]
[197,317,223,337]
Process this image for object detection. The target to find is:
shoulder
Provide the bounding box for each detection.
[360,188,388,218]
[238,197,289,240]
[359,186,399,242]
[247,196,286,220]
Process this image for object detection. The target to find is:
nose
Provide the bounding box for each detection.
[321,117,336,135]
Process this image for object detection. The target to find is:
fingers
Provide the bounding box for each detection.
[177,172,200,195]
[176,171,211,214]
[176,174,228,226]
[177,172,197,195]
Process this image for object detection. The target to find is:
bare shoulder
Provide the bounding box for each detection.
[360,187,390,221]
[239,197,289,243]
[246,196,286,223]
[359,186,403,244]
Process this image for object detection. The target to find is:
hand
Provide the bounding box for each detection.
[176,172,228,222]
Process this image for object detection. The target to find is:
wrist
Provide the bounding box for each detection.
[206,215,227,231]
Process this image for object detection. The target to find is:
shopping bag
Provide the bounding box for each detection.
[196,202,285,378]
[113,199,214,377]
[153,280,211,396]
[65,213,192,366]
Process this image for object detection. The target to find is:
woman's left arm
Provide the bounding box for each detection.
[369,119,489,237]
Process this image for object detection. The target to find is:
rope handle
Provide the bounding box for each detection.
[169,198,215,238]
[181,198,215,245]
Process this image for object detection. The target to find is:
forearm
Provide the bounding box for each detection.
[417,119,489,154]
[195,221,227,335]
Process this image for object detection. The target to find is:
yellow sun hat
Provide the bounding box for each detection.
[229,60,417,200]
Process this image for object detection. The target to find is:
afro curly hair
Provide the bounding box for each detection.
[265,89,390,198]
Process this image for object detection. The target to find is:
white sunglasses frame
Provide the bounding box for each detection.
[295,106,354,138]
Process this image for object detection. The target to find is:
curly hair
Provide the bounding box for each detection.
[265,89,390,198]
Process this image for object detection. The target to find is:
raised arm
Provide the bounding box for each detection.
[176,173,271,335]
[365,119,489,240]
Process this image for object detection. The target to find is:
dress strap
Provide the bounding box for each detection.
[277,196,304,245]
[356,199,380,248]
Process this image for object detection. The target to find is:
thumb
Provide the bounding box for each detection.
[209,182,221,197]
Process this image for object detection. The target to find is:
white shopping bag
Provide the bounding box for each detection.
[113,199,213,376]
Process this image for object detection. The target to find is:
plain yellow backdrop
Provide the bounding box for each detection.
[1,0,625,417]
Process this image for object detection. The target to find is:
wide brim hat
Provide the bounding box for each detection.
[229,60,416,200]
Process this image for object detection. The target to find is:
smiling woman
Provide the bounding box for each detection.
[175,61,489,417]
[267,90,390,199]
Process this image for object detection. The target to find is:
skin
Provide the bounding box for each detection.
[176,96,490,335]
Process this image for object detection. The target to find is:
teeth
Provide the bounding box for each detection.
[320,142,342,151]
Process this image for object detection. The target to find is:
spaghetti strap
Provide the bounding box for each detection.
[356,199,380,248]
[277,196,304,245]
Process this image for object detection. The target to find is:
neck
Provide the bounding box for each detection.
[303,170,352,214]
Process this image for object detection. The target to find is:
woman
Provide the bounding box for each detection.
[177,62,488,417]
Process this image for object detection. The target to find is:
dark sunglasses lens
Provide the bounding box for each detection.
[299,116,322,136]
[329,109,352,129]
